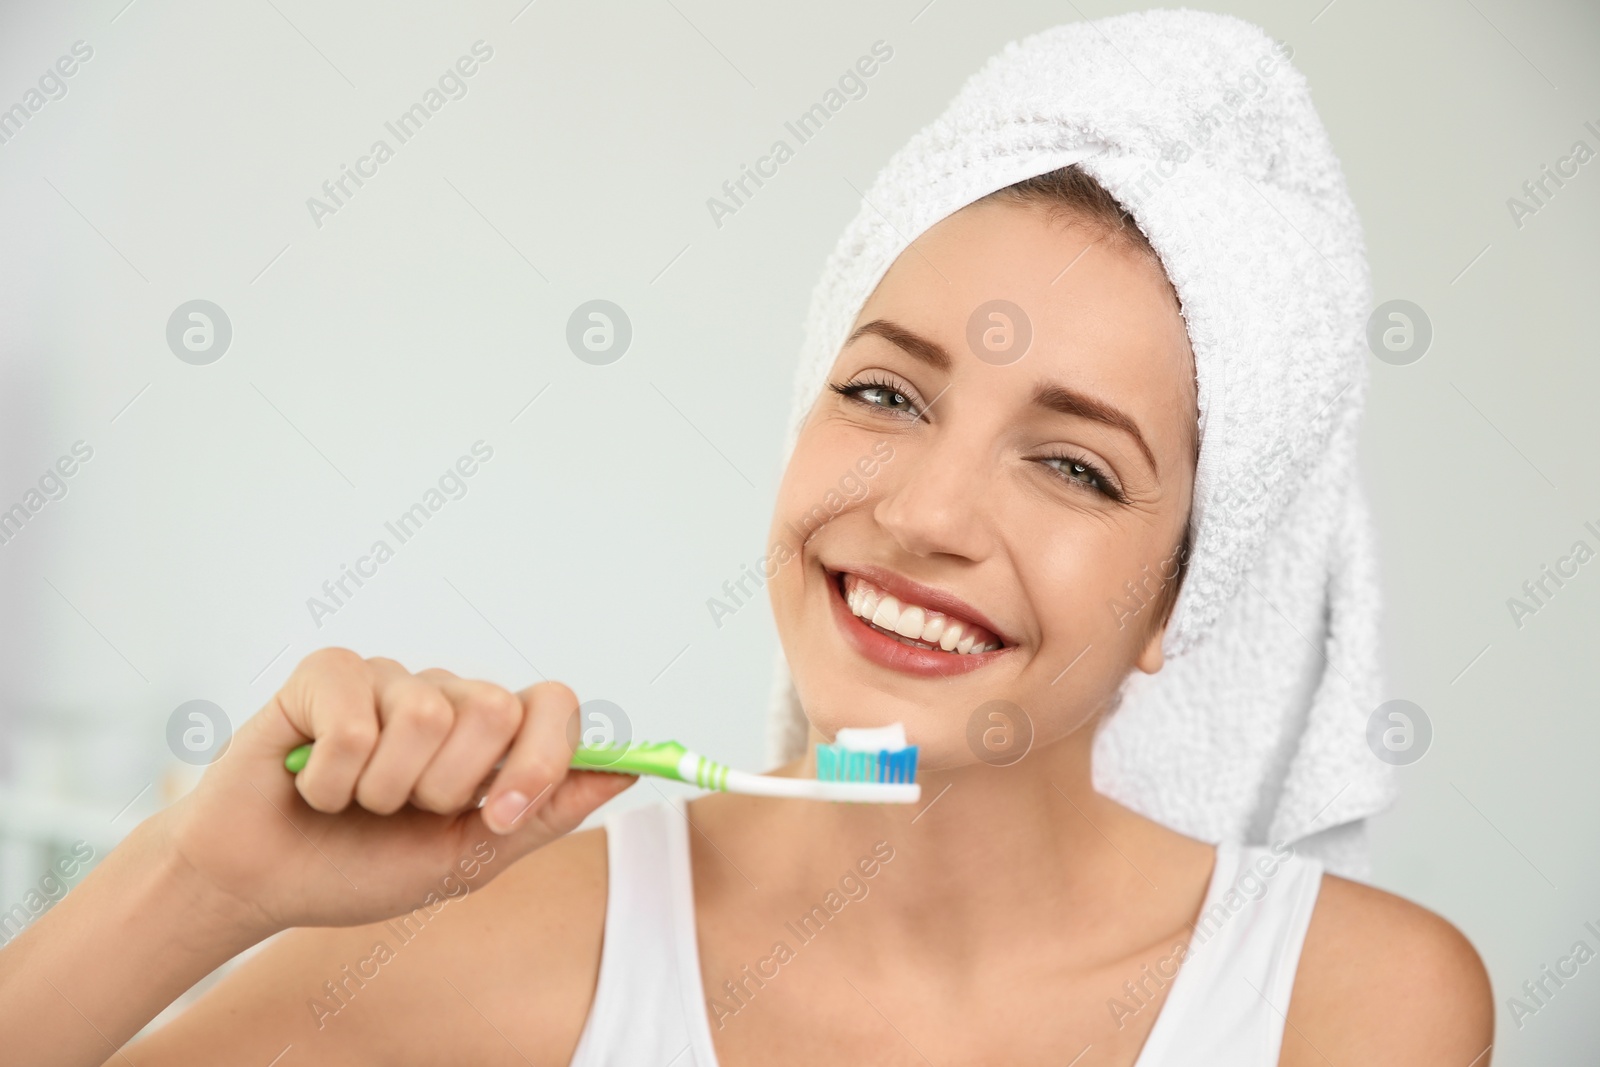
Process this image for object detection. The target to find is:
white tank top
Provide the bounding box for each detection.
[569,798,1325,1066]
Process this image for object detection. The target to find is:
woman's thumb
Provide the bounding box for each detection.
[471,770,638,856]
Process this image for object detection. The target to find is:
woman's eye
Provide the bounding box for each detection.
[857,385,913,411]
[1043,456,1119,499]
[830,378,921,416]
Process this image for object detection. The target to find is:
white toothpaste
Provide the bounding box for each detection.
[834,723,908,752]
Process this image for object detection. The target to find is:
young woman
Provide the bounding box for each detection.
[0,13,1493,1066]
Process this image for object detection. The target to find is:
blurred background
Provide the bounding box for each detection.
[0,0,1595,1059]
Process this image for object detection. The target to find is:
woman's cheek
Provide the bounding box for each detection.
[1027,539,1138,658]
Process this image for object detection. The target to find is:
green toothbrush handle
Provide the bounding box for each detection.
[284,742,313,773]
[571,740,689,778]
[282,739,691,781]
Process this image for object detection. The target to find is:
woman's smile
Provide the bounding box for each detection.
[823,562,1013,677]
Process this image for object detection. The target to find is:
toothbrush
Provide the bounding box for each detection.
[282,723,920,804]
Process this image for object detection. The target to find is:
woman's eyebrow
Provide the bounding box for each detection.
[845,317,1158,477]
[844,319,951,371]
[1032,382,1157,476]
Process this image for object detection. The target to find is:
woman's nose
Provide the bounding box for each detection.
[871,435,997,561]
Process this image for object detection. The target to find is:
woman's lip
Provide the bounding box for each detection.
[827,569,1010,678]
[832,562,1014,647]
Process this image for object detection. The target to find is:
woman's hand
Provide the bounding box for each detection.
[162,647,636,938]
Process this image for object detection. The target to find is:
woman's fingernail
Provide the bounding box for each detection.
[487,790,530,834]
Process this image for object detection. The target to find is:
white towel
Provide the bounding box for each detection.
[765,8,1395,878]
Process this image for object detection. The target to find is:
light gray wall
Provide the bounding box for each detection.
[0,0,1594,1060]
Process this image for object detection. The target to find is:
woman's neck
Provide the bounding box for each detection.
[688,724,1216,975]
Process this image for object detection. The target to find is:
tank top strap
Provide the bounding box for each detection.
[1135,840,1326,1066]
[568,798,721,1067]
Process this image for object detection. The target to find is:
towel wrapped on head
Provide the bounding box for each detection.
[765,8,1395,878]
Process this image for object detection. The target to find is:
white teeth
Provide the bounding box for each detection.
[894,605,926,639]
[842,574,1000,655]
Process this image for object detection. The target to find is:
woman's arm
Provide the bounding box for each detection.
[0,811,269,1065]
[0,649,634,1066]
[116,825,613,1067]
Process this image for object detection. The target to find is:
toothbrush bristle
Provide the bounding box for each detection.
[815,744,920,784]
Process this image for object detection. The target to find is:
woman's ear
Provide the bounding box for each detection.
[1135,616,1166,674]
[1136,529,1189,675]
[1134,573,1182,674]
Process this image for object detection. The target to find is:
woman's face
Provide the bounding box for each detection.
[766,197,1198,769]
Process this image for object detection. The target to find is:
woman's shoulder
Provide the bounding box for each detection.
[1281,872,1494,1066]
